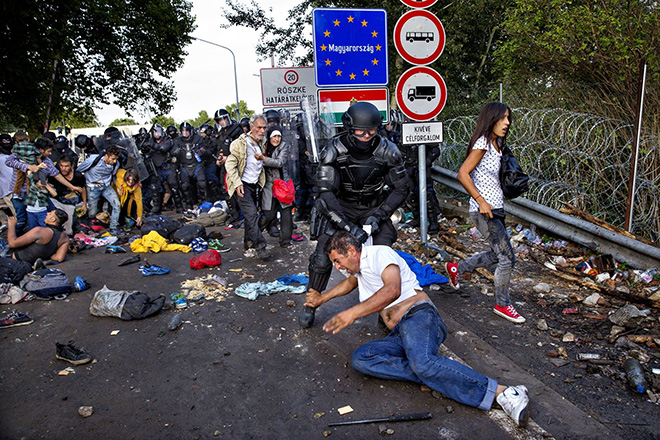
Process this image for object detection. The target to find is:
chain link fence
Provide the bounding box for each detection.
[436,108,660,243]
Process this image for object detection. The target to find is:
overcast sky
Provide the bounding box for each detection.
[96,0,297,126]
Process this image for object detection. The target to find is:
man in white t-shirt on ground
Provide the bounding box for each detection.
[304,230,531,427]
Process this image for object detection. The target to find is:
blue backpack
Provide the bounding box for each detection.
[20,268,71,298]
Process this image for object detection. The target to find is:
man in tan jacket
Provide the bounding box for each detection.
[225,114,271,260]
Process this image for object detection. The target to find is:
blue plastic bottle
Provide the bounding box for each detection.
[624,358,648,393]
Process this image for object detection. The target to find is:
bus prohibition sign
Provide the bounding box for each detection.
[393,9,445,66]
[395,66,447,121]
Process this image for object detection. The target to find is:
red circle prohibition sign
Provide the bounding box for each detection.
[400,0,438,8]
[394,9,445,66]
[395,66,447,121]
[284,70,299,85]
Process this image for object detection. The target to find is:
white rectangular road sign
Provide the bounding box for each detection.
[261,67,318,108]
[401,121,443,145]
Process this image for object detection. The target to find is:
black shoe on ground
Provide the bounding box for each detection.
[256,247,272,261]
[0,311,33,329]
[33,258,46,271]
[268,226,280,237]
[56,341,92,365]
[299,306,316,328]
[118,255,141,267]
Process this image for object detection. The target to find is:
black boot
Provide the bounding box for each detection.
[299,306,316,328]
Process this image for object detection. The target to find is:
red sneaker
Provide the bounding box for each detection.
[444,262,460,290]
[493,305,526,323]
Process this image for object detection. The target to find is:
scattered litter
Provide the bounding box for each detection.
[562,307,579,315]
[533,283,552,294]
[234,281,307,301]
[276,273,309,285]
[228,268,243,272]
[180,275,230,302]
[110,330,120,336]
[337,406,354,415]
[58,367,75,376]
[78,406,94,417]
[537,319,549,331]
[608,305,648,328]
[583,293,602,307]
[168,314,182,330]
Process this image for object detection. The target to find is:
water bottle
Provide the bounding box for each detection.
[623,358,648,393]
[168,314,182,331]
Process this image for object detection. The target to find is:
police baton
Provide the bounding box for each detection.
[328,411,432,427]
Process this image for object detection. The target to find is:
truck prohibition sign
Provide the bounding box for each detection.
[408,86,436,101]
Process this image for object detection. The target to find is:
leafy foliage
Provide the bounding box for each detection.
[109,118,138,127]
[0,0,195,134]
[225,101,254,121]
[186,111,213,128]
[221,0,507,117]
[151,115,177,127]
[496,0,660,122]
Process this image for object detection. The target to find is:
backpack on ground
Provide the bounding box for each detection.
[20,268,71,298]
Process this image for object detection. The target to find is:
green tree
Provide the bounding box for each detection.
[109,118,138,127]
[495,0,660,120]
[65,106,100,129]
[0,0,195,134]
[186,110,212,128]
[221,1,507,117]
[225,101,253,121]
[151,115,176,127]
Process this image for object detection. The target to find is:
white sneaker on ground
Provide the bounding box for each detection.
[496,385,530,427]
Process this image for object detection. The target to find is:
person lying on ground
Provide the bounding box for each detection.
[304,230,531,427]
[4,210,69,265]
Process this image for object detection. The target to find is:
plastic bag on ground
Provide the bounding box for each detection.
[89,285,164,320]
[190,250,222,269]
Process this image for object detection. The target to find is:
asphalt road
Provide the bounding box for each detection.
[0,218,649,439]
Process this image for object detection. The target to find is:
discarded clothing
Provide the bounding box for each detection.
[234,281,307,301]
[89,285,164,320]
[276,273,309,285]
[395,250,448,286]
[130,230,192,253]
[0,283,28,304]
[73,232,119,247]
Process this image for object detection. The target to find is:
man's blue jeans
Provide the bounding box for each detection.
[87,184,120,229]
[351,302,498,410]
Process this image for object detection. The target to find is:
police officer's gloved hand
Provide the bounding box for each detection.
[364,215,380,236]
[349,224,369,244]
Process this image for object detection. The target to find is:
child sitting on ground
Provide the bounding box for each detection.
[11,131,48,196]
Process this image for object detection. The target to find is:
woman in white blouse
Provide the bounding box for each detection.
[445,102,525,324]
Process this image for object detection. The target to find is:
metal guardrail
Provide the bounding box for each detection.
[431,166,660,270]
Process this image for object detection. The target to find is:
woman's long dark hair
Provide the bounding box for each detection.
[265,125,282,157]
[466,102,512,156]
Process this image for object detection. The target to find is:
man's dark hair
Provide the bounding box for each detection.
[324,230,362,256]
[105,145,121,157]
[34,137,54,151]
[52,209,69,229]
[58,154,74,165]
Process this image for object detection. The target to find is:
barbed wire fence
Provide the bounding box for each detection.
[436,108,660,244]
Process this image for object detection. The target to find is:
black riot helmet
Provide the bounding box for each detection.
[180,122,193,137]
[342,102,382,131]
[138,127,148,137]
[239,117,250,133]
[264,109,281,126]
[166,125,177,139]
[342,102,382,152]
[151,124,165,140]
[214,108,230,123]
[199,123,214,137]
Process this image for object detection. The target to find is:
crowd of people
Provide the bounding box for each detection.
[0,101,532,429]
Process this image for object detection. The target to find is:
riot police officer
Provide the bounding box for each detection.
[214,108,244,224]
[171,122,206,208]
[166,125,178,140]
[299,102,409,328]
[141,124,177,213]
